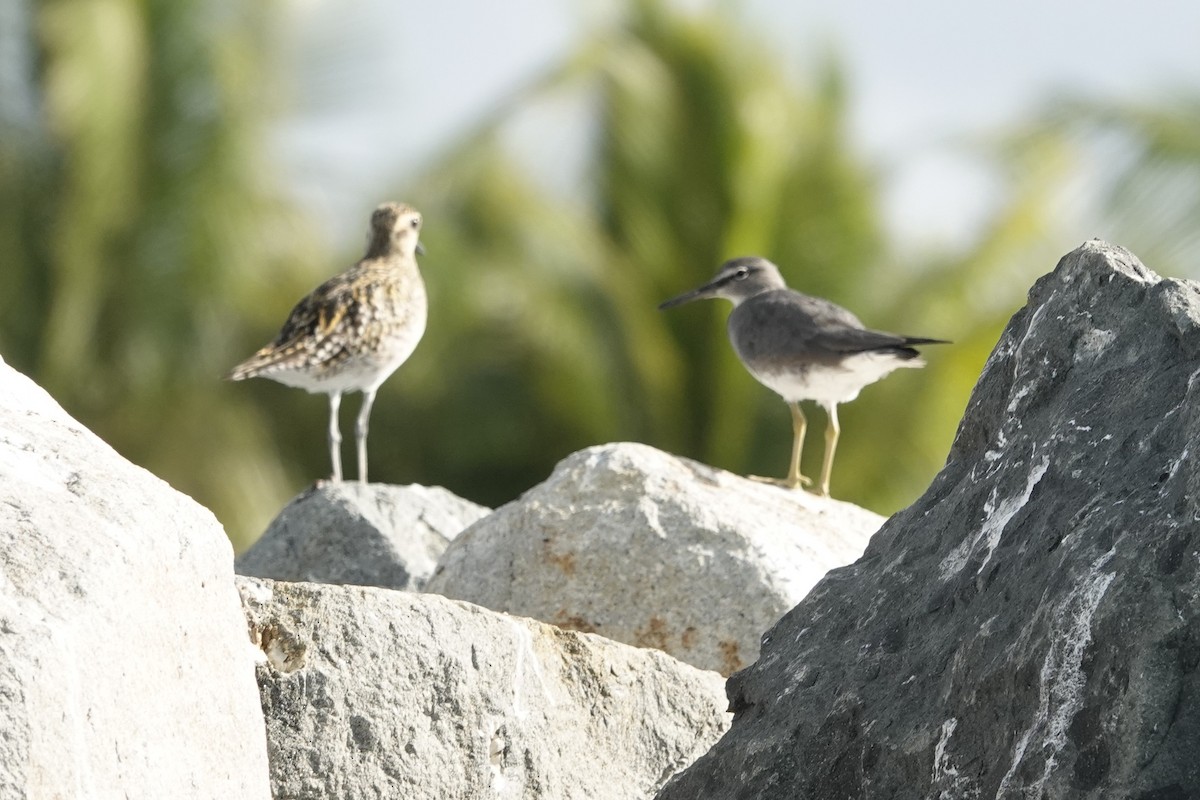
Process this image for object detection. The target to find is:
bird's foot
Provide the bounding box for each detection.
[748,474,812,490]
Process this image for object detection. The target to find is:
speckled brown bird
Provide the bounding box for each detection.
[228,201,427,484]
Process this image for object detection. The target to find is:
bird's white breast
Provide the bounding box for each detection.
[748,352,923,406]
[271,283,428,396]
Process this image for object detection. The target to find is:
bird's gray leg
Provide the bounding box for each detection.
[328,391,343,483]
[355,389,376,485]
[818,403,840,498]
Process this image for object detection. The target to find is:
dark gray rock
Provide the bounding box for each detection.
[237,482,488,590]
[657,241,1200,800]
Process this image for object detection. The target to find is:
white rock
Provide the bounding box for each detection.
[237,482,488,590]
[425,442,882,675]
[239,576,730,799]
[0,356,270,798]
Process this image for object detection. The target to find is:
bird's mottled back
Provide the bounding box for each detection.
[228,202,426,387]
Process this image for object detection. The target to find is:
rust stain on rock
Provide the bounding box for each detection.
[680,626,698,650]
[553,610,599,634]
[541,538,577,575]
[718,639,743,676]
[634,616,672,651]
[250,621,308,674]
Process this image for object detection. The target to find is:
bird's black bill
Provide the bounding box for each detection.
[658,280,723,310]
[658,290,702,310]
[901,336,952,346]
[415,241,427,256]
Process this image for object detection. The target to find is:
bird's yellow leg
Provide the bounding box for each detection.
[749,401,812,489]
[784,402,812,488]
[817,404,840,498]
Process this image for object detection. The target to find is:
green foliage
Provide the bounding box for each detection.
[6,0,1191,547]
[1034,94,1200,276]
[1,0,318,548]
[389,1,962,517]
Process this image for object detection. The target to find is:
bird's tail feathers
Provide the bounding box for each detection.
[226,343,304,381]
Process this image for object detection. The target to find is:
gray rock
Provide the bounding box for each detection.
[426,442,882,675]
[238,576,730,800]
[237,482,488,590]
[657,241,1200,799]
[0,357,270,798]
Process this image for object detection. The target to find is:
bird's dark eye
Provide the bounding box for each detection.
[734,267,750,280]
[410,218,420,229]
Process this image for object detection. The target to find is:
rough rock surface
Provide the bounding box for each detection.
[239,576,730,800]
[0,357,271,798]
[426,443,882,676]
[657,241,1200,799]
[237,482,488,590]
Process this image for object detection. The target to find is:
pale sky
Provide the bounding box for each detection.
[277,0,1200,252]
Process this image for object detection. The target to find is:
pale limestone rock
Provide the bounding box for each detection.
[237,482,487,590]
[426,442,882,675]
[240,577,730,799]
[0,356,270,799]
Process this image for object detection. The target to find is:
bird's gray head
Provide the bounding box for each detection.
[658,256,787,309]
[366,201,425,259]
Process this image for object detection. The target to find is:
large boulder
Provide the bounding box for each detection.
[657,241,1200,798]
[426,443,881,675]
[0,357,270,798]
[237,482,487,589]
[239,576,730,799]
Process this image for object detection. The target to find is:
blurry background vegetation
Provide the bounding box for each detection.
[2,0,1197,549]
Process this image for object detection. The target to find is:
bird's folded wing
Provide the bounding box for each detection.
[272,275,361,348]
[817,326,926,356]
[746,294,928,361]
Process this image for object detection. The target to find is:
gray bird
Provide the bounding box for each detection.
[659,256,947,497]
[228,202,427,484]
